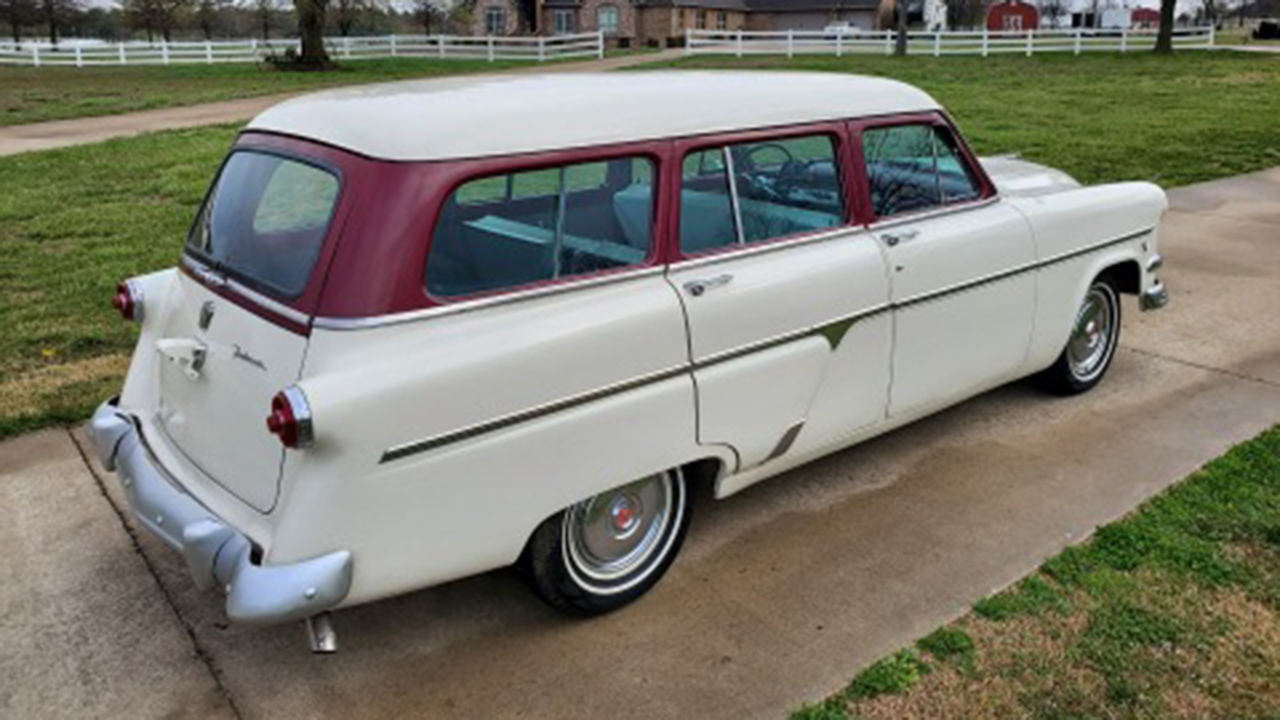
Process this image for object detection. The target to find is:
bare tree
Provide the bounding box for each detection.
[894,0,908,55]
[254,0,274,40]
[42,0,80,46]
[194,0,228,38]
[296,0,330,66]
[1,0,35,42]
[413,0,443,34]
[1154,0,1176,51]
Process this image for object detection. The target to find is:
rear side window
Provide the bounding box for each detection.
[427,156,654,298]
[680,134,845,254]
[187,151,339,297]
[862,124,981,219]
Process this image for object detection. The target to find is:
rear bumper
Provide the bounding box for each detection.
[87,400,352,626]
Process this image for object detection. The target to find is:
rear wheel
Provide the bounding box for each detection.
[521,469,691,616]
[1036,275,1122,396]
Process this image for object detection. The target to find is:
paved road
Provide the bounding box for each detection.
[0,51,681,158]
[2,168,1278,719]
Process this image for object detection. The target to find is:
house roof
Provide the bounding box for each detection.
[246,71,939,162]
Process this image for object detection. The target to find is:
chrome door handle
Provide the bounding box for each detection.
[880,229,920,247]
[684,274,733,297]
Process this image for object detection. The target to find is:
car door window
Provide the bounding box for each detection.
[427,157,655,298]
[679,134,845,254]
[862,124,982,219]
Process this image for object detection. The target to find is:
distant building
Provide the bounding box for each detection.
[986,0,1039,31]
[1131,7,1161,28]
[462,0,906,47]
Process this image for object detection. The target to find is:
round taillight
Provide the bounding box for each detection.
[112,281,143,323]
[267,386,314,449]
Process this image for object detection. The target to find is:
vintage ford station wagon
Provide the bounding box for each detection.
[88,72,1168,651]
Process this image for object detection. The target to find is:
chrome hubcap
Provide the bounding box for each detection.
[565,473,673,584]
[1067,287,1115,381]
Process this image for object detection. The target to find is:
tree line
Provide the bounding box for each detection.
[0,0,461,45]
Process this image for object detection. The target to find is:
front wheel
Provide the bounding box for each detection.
[1036,275,1122,396]
[520,469,691,616]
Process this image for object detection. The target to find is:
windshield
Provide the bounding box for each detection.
[187,151,340,298]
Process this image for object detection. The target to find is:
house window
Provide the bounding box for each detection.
[680,135,845,254]
[427,157,656,298]
[597,4,620,34]
[484,6,506,35]
[696,10,707,29]
[716,11,727,29]
[554,9,576,34]
[861,124,982,219]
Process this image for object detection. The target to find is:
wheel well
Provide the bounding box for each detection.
[680,457,725,502]
[1102,260,1141,296]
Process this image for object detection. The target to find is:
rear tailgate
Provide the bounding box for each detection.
[153,144,344,513]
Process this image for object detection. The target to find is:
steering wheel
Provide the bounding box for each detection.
[742,143,795,170]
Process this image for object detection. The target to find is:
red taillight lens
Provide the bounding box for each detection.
[112,281,142,323]
[267,386,314,449]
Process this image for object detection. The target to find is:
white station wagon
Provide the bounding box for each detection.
[88,72,1168,652]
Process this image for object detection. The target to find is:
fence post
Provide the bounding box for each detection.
[119,42,126,65]
[1207,24,1215,47]
[884,30,892,55]
[1074,29,1082,54]
[735,29,743,57]
[390,35,397,56]
[205,40,213,63]
[597,30,604,59]
[31,44,39,67]
[487,35,494,62]
[1120,28,1127,52]
[74,45,83,67]
[981,28,988,56]
[161,40,170,65]
[537,35,544,61]
[933,32,940,56]
[787,29,793,58]
[835,30,843,57]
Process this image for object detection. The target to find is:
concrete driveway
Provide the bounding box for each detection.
[2,168,1278,719]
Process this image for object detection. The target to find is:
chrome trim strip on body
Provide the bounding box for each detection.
[893,226,1154,311]
[182,256,312,326]
[314,266,667,331]
[375,225,1154,464]
[380,364,690,463]
[378,306,885,464]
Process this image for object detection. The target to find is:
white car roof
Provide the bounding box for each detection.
[245,71,941,162]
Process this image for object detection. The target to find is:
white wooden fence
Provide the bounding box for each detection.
[0,31,605,67]
[686,26,1216,57]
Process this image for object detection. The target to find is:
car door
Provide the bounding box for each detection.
[854,118,1037,416]
[665,128,892,471]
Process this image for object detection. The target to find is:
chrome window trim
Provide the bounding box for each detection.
[867,194,1001,232]
[182,256,312,326]
[313,265,666,331]
[673,224,870,271]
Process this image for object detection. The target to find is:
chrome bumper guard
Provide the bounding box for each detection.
[1140,281,1169,312]
[87,401,353,626]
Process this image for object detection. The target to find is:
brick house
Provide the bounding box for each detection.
[464,0,897,47]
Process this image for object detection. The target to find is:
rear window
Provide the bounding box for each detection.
[186,151,340,297]
[426,156,654,298]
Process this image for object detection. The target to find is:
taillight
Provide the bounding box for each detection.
[111,280,143,323]
[266,386,314,449]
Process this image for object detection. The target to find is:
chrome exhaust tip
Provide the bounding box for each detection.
[305,612,338,654]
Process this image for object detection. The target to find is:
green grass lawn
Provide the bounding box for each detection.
[0,57,549,126]
[795,426,1280,719]
[1,51,1279,438]
[654,51,1280,187]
